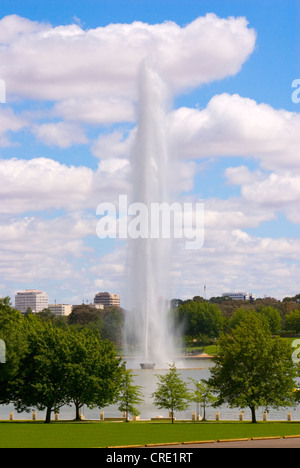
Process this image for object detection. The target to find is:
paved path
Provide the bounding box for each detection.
[163,437,300,448]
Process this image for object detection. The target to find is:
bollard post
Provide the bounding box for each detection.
[263,412,267,421]
[192,412,196,421]
[32,411,36,421]
[239,412,243,421]
[9,411,13,421]
[55,413,59,421]
[216,411,220,421]
[287,412,292,422]
[100,411,104,420]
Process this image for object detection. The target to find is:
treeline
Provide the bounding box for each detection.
[0,298,126,423]
[171,294,300,346]
[28,303,125,348]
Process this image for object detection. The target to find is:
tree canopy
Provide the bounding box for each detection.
[152,363,191,423]
[208,313,296,423]
[0,299,124,423]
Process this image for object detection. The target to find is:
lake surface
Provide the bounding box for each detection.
[1,358,299,422]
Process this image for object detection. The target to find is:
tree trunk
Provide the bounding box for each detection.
[250,406,257,423]
[45,406,52,424]
[75,403,82,421]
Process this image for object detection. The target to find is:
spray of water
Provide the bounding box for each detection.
[125,61,178,367]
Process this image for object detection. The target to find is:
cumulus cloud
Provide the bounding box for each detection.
[0,14,256,101]
[0,107,28,145]
[169,93,300,171]
[0,213,96,286]
[0,155,131,214]
[32,121,88,148]
[0,158,94,213]
[225,166,300,223]
[54,97,135,125]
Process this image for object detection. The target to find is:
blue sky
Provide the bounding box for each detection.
[0,1,299,304]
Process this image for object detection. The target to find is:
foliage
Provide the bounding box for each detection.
[0,300,124,423]
[258,306,282,333]
[117,367,144,422]
[189,379,217,421]
[152,363,191,423]
[208,313,296,423]
[177,301,224,340]
[285,309,300,334]
[63,328,123,420]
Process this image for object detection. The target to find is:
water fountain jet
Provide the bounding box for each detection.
[125,61,177,369]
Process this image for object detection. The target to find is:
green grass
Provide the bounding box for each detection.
[1,420,300,448]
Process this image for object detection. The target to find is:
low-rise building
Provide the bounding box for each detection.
[222,292,255,301]
[48,304,73,316]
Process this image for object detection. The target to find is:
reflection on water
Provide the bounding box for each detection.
[1,359,300,421]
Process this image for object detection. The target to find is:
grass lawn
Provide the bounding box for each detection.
[1,420,300,448]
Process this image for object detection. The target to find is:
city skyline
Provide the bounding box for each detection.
[0,1,299,306]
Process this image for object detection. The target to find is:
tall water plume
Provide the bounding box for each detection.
[125,61,177,367]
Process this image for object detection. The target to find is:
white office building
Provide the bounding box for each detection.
[15,289,49,314]
[222,292,256,301]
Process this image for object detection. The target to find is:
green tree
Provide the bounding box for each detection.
[208,313,296,423]
[152,363,191,423]
[117,367,144,422]
[190,379,217,421]
[0,298,28,405]
[102,307,124,346]
[285,309,300,333]
[14,321,72,423]
[229,308,249,330]
[178,301,224,340]
[259,306,282,333]
[66,328,123,420]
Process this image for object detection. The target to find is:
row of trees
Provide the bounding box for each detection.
[0,298,130,423]
[0,298,219,424]
[27,303,125,347]
[173,296,300,346]
[127,313,300,424]
[27,295,300,351]
[2,295,300,425]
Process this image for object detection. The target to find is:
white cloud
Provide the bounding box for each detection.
[32,121,88,148]
[225,167,300,223]
[0,157,94,213]
[0,107,28,145]
[54,97,135,124]
[0,14,256,101]
[0,155,131,214]
[169,93,300,172]
[0,213,96,285]
[92,130,134,160]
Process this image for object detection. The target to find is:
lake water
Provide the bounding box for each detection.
[1,358,300,422]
